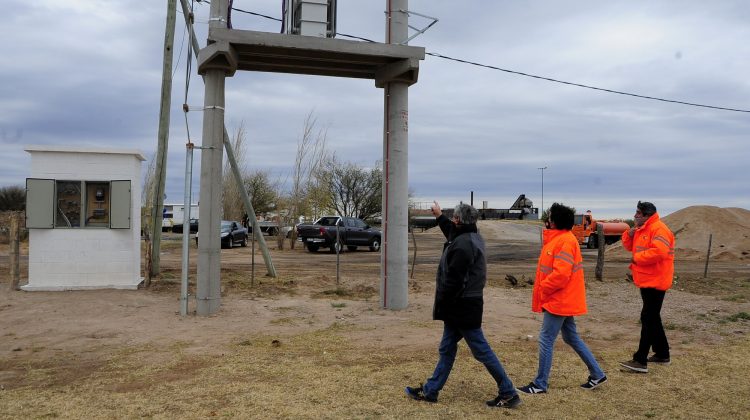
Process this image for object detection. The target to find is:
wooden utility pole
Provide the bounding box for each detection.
[410,229,417,279]
[149,0,178,278]
[703,233,713,278]
[8,213,21,291]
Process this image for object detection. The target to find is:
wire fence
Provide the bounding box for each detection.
[0,211,27,244]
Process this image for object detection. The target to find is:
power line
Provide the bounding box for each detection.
[334,32,750,114]
[231,6,281,22]
[424,52,750,114]
[192,7,750,114]
[338,32,377,43]
[172,24,187,77]
[197,0,282,22]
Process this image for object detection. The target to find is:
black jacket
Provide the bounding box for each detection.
[432,214,487,329]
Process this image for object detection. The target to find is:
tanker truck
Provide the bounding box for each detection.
[571,211,630,249]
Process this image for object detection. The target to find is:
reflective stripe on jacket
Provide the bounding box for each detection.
[532,229,587,316]
[621,212,675,291]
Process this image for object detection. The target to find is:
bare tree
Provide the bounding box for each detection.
[287,111,329,248]
[222,123,248,222]
[315,155,382,220]
[306,175,334,220]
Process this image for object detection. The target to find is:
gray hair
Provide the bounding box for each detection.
[453,202,479,224]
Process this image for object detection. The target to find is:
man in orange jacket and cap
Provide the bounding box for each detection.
[517,203,607,394]
[619,201,675,373]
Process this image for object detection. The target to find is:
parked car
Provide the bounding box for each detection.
[172,218,199,234]
[195,220,248,249]
[296,216,381,253]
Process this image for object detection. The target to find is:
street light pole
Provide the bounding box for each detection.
[538,166,547,216]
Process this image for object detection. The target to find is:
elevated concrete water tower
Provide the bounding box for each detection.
[194,0,423,314]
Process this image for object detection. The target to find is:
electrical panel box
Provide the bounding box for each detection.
[26,178,131,229]
[283,0,336,38]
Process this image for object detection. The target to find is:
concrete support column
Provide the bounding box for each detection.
[197,0,229,316]
[380,0,409,310]
[196,70,225,316]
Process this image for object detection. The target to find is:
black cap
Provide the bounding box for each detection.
[637,201,657,216]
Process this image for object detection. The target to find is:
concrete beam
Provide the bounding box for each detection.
[197,40,239,76]
[375,58,420,88]
[207,28,424,80]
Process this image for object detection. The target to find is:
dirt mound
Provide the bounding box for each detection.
[478,220,542,243]
[419,220,542,243]
[607,206,750,261]
[418,220,542,243]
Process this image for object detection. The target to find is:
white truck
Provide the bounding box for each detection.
[162,203,199,232]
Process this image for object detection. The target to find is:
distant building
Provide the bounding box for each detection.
[162,203,199,231]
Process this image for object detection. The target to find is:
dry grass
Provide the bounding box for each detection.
[2,325,748,419]
[4,222,749,418]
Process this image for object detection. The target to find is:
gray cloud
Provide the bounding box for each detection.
[3,1,749,219]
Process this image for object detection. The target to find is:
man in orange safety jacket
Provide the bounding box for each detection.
[619,201,675,374]
[517,203,607,395]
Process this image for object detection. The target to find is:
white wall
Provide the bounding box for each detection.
[24,147,144,290]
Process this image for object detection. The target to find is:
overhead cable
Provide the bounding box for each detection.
[198,0,282,22]
[172,25,187,77]
[190,4,750,114]
[425,51,750,114]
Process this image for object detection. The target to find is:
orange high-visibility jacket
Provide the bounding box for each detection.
[621,212,675,291]
[532,229,587,316]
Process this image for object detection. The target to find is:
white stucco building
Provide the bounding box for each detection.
[24,145,145,290]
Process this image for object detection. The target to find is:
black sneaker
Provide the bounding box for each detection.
[486,393,522,408]
[405,385,437,403]
[647,355,671,365]
[580,375,608,390]
[516,382,546,394]
[619,359,648,373]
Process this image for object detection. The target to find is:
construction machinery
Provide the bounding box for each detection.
[572,211,630,249]
[442,194,539,220]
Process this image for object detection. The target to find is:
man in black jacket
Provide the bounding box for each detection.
[405,201,521,408]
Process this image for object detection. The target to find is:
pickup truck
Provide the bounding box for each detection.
[296,216,381,253]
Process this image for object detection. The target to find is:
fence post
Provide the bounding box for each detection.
[9,212,21,291]
[143,229,152,288]
[251,229,255,288]
[595,224,605,281]
[410,229,417,279]
[703,233,713,278]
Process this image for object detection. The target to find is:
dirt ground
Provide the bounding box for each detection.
[1,220,749,418]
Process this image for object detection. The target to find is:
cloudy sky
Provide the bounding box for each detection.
[2,1,749,219]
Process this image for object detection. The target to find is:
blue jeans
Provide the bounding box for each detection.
[423,323,516,399]
[534,311,605,390]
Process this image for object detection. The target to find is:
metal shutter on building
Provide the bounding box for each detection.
[25,178,55,228]
[110,180,131,229]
